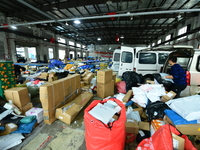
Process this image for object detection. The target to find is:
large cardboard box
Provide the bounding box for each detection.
[43,109,57,125]
[123,90,133,102]
[126,121,139,134]
[164,115,200,135]
[56,91,93,124]
[81,73,93,84]
[161,91,176,102]
[40,74,81,124]
[19,102,33,115]
[97,69,113,84]
[97,80,114,98]
[4,87,30,107]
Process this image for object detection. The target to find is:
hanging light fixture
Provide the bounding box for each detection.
[74,20,81,24]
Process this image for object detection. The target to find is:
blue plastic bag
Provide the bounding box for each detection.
[12,119,37,134]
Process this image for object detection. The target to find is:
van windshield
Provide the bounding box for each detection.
[114,53,120,61]
[158,53,169,64]
[121,51,132,63]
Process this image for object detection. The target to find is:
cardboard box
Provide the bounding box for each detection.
[81,73,94,84]
[112,73,116,85]
[97,80,114,99]
[0,123,18,135]
[126,121,139,134]
[41,73,49,76]
[97,69,113,84]
[123,90,133,102]
[43,108,57,125]
[56,91,93,124]
[19,102,33,115]
[161,91,176,102]
[80,81,85,87]
[164,115,200,135]
[133,107,143,116]
[5,123,18,133]
[139,121,150,131]
[4,87,30,107]
[40,74,81,124]
[172,133,185,150]
[26,107,44,123]
[49,72,56,77]
[146,80,155,84]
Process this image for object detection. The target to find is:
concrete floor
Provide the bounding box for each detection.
[10,94,137,150]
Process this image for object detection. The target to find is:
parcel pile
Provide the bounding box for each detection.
[83,70,200,150]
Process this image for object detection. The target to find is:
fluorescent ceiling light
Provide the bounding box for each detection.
[11,26,17,29]
[97,38,101,41]
[74,20,81,24]
[120,35,124,39]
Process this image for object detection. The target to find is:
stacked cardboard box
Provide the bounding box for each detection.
[97,69,114,98]
[40,74,81,124]
[4,87,33,114]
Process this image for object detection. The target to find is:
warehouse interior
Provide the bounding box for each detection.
[0,0,200,150]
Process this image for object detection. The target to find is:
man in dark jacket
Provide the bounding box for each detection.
[163,56,187,98]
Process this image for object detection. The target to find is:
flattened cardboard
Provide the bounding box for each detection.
[97,80,114,98]
[123,90,133,103]
[4,87,30,107]
[97,69,113,84]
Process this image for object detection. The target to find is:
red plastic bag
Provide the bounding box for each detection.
[136,124,197,150]
[116,81,126,94]
[84,98,126,150]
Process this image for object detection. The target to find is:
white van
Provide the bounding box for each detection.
[117,46,170,76]
[134,50,170,75]
[111,49,120,72]
[161,45,200,96]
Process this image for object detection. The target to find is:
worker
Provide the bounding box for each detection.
[162,56,187,98]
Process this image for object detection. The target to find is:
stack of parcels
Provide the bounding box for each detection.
[48,72,58,82]
[131,84,176,108]
[97,69,114,98]
[88,100,121,124]
[4,87,33,115]
[164,95,200,135]
[40,74,81,124]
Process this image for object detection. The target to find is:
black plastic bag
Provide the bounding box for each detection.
[122,71,143,92]
[152,73,172,91]
[146,101,169,121]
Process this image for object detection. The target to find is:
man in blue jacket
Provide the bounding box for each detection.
[163,56,187,98]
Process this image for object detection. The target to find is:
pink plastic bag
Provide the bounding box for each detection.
[116,81,126,94]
